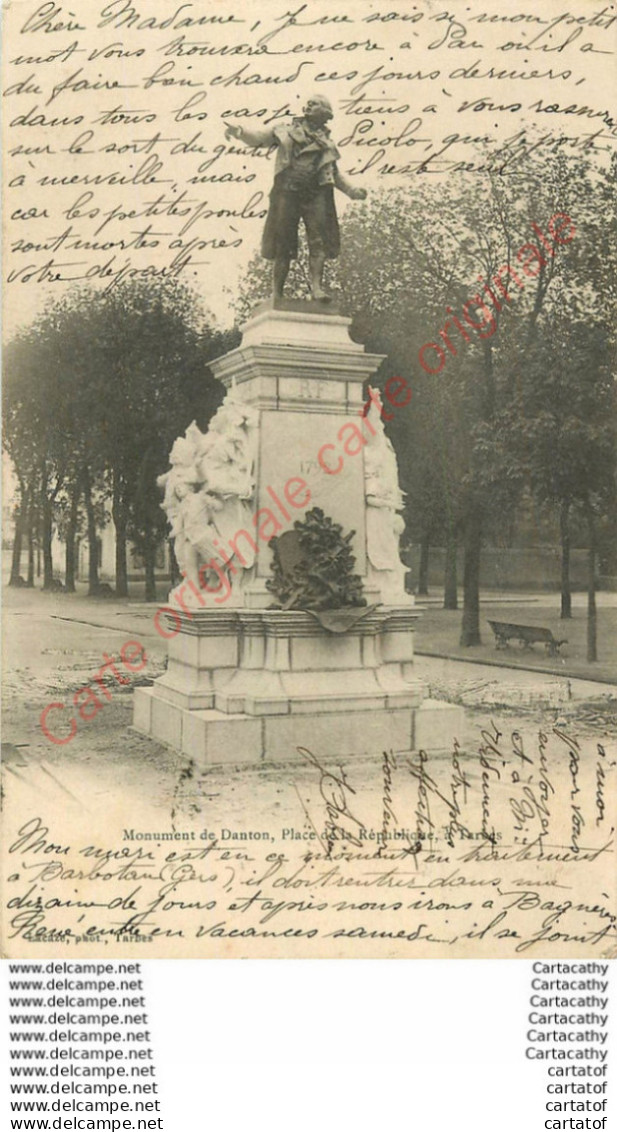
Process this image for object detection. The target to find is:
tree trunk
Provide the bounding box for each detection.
[443,525,458,610]
[40,467,55,590]
[586,505,597,663]
[82,466,100,595]
[27,489,36,588]
[168,539,181,587]
[559,499,572,620]
[113,478,129,597]
[41,497,54,589]
[459,337,493,644]
[9,503,25,586]
[417,532,430,596]
[459,509,482,646]
[64,483,81,593]
[143,536,157,603]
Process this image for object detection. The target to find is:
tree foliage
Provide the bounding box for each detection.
[4,279,234,597]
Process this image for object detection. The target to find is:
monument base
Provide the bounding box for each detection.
[133,608,464,765]
[137,302,466,765]
[133,691,462,767]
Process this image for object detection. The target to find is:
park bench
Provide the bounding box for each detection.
[488,620,567,658]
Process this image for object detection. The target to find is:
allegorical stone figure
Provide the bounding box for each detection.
[224,94,367,302]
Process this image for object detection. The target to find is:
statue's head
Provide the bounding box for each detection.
[303,94,334,126]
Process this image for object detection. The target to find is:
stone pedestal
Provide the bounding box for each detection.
[133,302,463,764]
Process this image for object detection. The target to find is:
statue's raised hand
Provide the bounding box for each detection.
[224,124,244,141]
[350,187,368,201]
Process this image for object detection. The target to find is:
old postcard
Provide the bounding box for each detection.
[2,0,616,959]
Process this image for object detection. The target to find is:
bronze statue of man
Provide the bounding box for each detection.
[225,94,367,301]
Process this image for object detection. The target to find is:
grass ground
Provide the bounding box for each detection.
[414,598,617,684]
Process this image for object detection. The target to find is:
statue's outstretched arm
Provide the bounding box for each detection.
[224,123,279,148]
[334,166,367,201]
